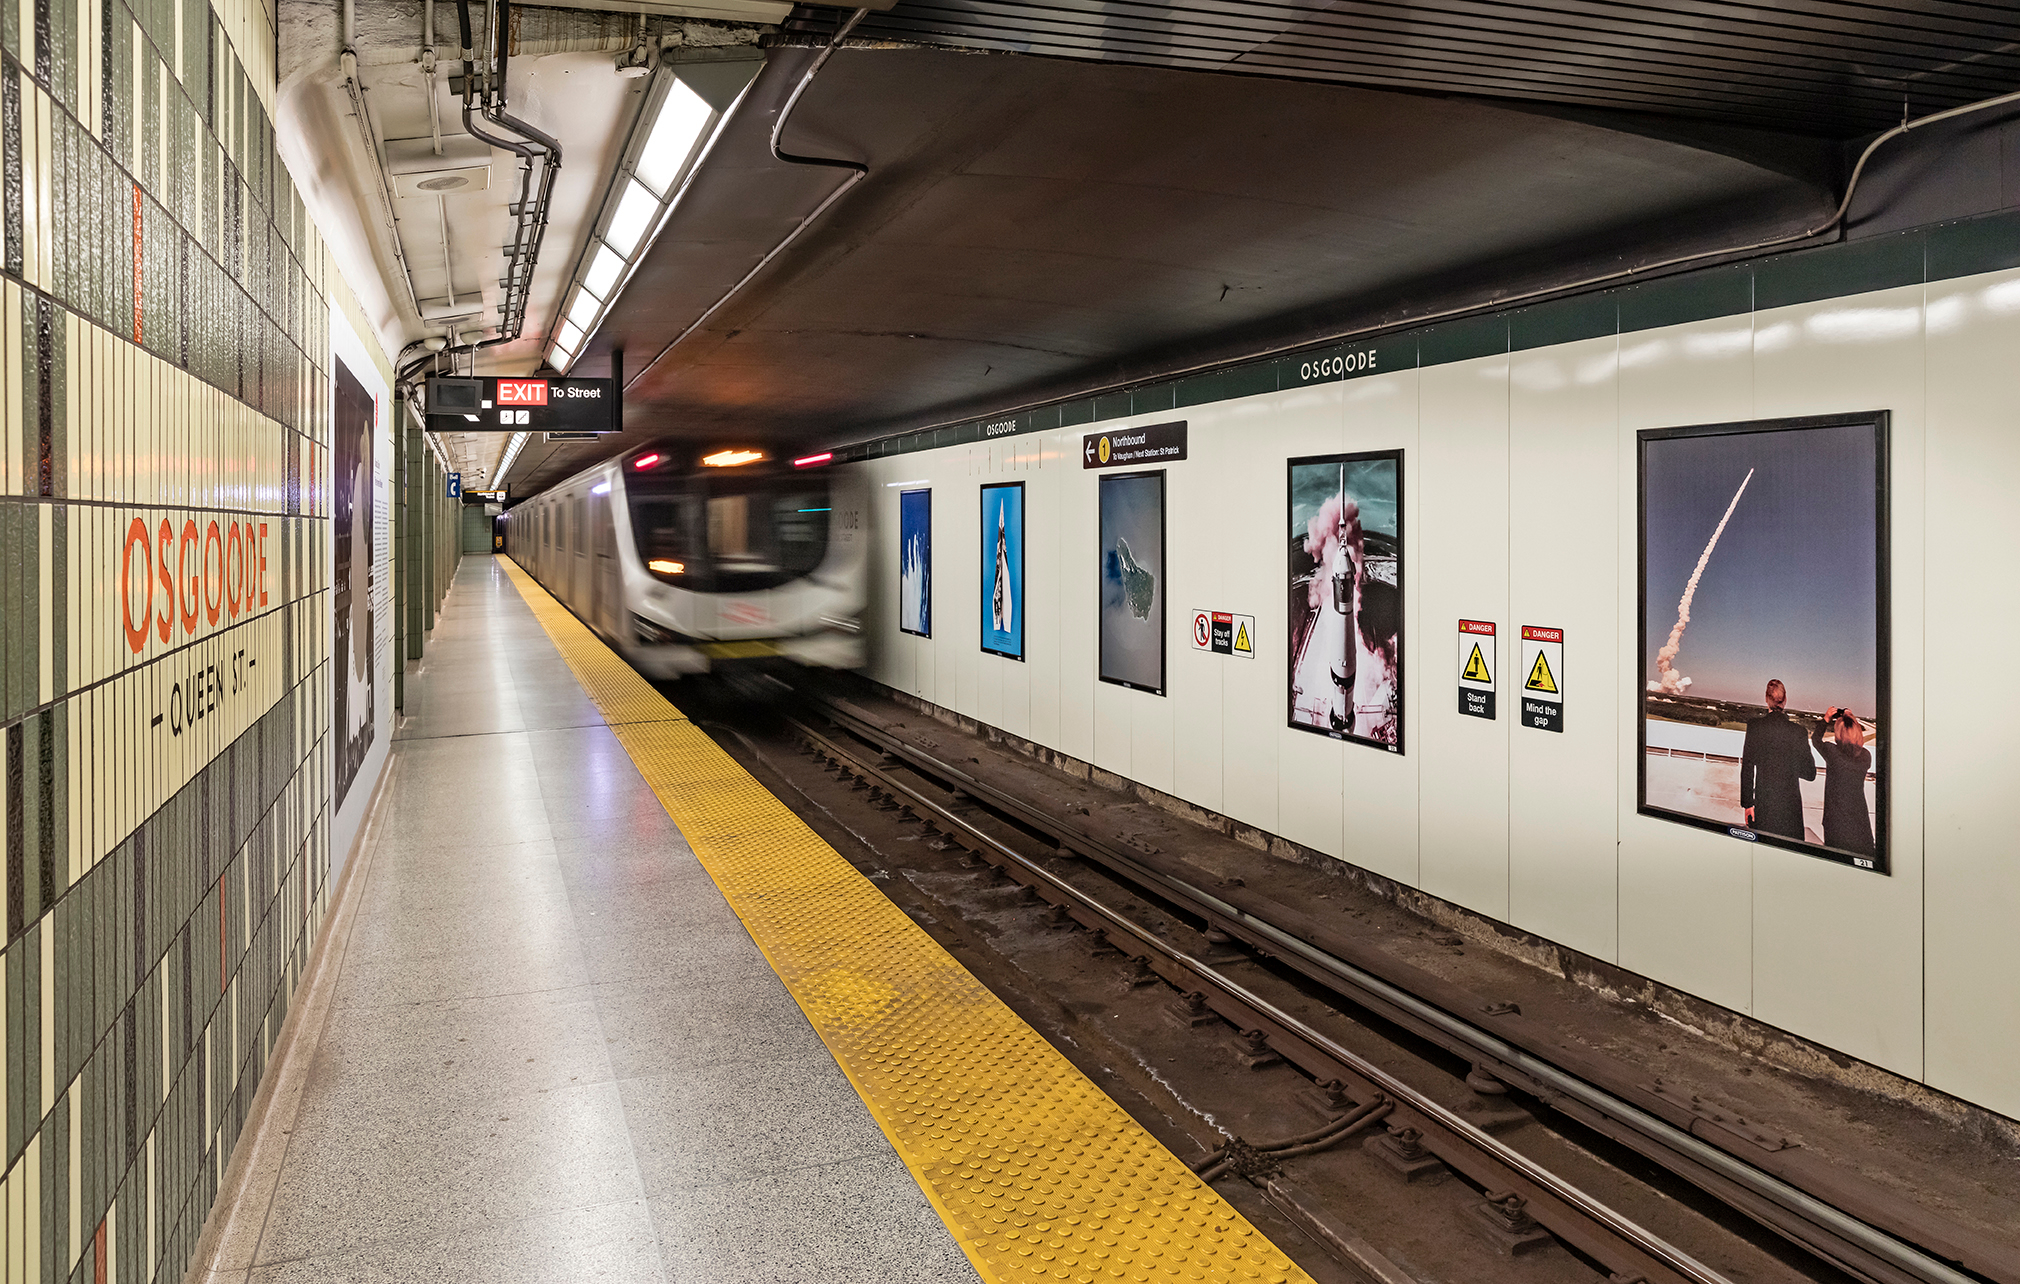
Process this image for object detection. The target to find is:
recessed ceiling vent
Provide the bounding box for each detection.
[386,136,493,199]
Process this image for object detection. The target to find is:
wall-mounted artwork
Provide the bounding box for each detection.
[980,482,1024,659]
[899,488,931,637]
[333,357,377,809]
[1098,471,1166,694]
[1288,451,1403,750]
[1638,413,1889,872]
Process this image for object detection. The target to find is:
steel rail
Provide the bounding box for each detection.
[797,690,1987,1284]
[776,710,1735,1284]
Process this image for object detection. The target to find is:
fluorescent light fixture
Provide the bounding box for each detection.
[591,481,611,495]
[793,452,834,468]
[549,343,572,370]
[496,430,531,483]
[567,290,600,329]
[604,180,659,258]
[701,449,765,468]
[585,244,625,298]
[635,80,712,196]
[558,319,584,350]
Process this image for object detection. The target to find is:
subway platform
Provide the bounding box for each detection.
[189,557,1307,1284]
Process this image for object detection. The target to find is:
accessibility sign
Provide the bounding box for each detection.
[1084,421,1187,469]
[1518,626,1564,732]
[1189,609,1254,659]
[1457,619,1495,720]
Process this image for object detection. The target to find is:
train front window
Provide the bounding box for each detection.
[629,473,830,591]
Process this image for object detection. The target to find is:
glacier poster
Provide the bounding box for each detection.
[980,482,1024,659]
[899,488,931,637]
[1099,470,1165,694]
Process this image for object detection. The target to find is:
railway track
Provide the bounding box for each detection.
[702,670,1997,1284]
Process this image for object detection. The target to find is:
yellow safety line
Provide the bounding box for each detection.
[498,558,1310,1284]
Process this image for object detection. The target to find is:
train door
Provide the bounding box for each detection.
[589,485,616,635]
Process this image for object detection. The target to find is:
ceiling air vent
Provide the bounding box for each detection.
[386,136,493,199]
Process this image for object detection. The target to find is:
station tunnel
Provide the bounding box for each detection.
[6,2,2020,1281]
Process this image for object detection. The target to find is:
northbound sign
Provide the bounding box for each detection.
[1083,421,1186,468]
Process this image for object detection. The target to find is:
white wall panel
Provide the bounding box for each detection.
[1057,436,1099,762]
[1615,316,1758,1012]
[1923,267,2020,1117]
[1341,374,1421,884]
[1508,338,1621,961]
[1748,286,1925,1078]
[1198,398,1280,835]
[1166,409,1224,811]
[1027,433,1065,748]
[1415,357,1512,919]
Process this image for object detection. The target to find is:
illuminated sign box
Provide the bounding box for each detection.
[424,376,616,433]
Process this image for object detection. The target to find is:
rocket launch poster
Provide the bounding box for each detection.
[980,482,1025,660]
[1287,450,1403,750]
[1638,414,1889,873]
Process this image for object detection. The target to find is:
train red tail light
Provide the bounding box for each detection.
[793,452,834,468]
[633,452,662,470]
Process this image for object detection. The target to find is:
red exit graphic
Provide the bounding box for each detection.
[497,379,549,405]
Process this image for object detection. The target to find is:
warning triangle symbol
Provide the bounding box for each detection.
[1462,643,1491,684]
[1234,622,1251,653]
[1525,650,1558,694]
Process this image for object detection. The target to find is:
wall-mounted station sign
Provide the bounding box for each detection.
[1083,421,1186,468]
[425,377,616,433]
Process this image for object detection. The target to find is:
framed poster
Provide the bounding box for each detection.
[980,481,1024,659]
[1287,450,1403,750]
[1637,412,1889,873]
[332,357,377,809]
[899,488,931,637]
[1098,470,1166,694]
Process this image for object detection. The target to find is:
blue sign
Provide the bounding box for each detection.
[446,472,462,499]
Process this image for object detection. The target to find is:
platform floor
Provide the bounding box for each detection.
[197,556,1309,1284]
[196,559,984,1283]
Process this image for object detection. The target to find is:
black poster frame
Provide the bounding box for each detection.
[1097,469,1167,696]
[1635,411,1891,874]
[899,487,932,639]
[979,481,1025,661]
[1285,449,1406,753]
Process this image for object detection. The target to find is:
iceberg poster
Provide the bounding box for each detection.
[1099,470,1165,695]
[899,488,931,637]
[980,482,1024,660]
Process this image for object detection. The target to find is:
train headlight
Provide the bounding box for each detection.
[818,614,861,635]
[647,559,685,575]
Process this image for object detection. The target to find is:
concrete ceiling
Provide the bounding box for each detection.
[516,38,1833,493]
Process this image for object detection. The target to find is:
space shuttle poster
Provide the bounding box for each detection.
[980,482,1024,660]
[1288,450,1403,750]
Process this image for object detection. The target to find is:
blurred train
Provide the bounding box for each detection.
[507,445,867,678]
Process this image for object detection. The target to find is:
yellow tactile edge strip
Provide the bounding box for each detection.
[496,558,1310,1284]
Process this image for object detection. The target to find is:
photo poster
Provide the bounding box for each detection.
[899,488,932,637]
[1637,413,1889,873]
[1287,450,1403,750]
[1098,471,1166,694]
[332,356,377,811]
[980,482,1024,659]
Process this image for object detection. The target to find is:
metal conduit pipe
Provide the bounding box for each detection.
[838,83,2020,453]
[338,0,425,320]
[397,0,562,399]
[625,7,872,393]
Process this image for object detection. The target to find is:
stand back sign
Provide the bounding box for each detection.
[1458,619,1494,719]
[1189,609,1253,658]
[1519,626,1563,732]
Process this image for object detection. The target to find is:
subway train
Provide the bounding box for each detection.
[507,445,867,678]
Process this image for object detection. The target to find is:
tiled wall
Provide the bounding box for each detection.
[0,0,377,1276]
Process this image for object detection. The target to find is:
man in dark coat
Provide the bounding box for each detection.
[1740,679,1815,839]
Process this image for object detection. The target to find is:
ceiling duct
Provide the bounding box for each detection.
[386,135,494,198]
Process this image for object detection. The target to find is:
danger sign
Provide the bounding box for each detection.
[1518,626,1563,732]
[1189,610,1254,659]
[1457,619,1495,720]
